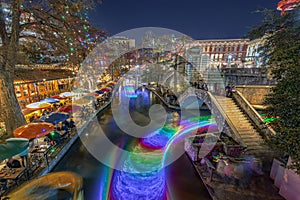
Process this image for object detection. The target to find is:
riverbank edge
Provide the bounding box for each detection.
[185,152,216,200]
[38,100,112,176]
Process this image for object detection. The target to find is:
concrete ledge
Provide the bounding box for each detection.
[185,152,216,200]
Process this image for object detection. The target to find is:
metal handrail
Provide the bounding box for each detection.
[233,91,276,140]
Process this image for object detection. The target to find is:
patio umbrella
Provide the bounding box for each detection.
[100,88,111,92]
[59,92,73,98]
[95,90,104,95]
[86,93,99,97]
[26,102,51,110]
[22,108,35,116]
[52,95,68,100]
[83,95,95,100]
[44,112,69,125]
[58,104,82,113]
[0,138,29,162]
[108,81,116,85]
[40,98,60,104]
[14,122,55,139]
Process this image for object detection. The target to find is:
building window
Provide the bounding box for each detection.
[239,45,243,51]
[15,86,22,98]
[23,84,28,96]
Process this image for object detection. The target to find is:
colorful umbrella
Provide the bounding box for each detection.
[83,95,95,100]
[26,102,51,110]
[59,92,73,98]
[86,93,99,97]
[58,104,82,113]
[44,112,69,125]
[95,90,105,95]
[14,122,55,139]
[51,95,68,100]
[100,88,111,92]
[108,81,116,85]
[22,108,36,116]
[40,98,60,104]
[0,138,29,161]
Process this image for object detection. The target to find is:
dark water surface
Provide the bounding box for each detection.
[53,89,211,200]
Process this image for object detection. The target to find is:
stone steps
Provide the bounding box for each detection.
[214,95,270,156]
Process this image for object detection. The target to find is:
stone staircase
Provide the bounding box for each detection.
[214,95,271,156]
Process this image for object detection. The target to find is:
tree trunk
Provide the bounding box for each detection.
[0,72,26,139]
[0,0,25,138]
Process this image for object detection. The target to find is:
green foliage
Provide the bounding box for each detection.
[250,8,300,173]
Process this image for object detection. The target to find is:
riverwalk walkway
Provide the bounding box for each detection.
[0,98,111,197]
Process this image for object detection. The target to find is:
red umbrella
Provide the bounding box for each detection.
[86,93,99,97]
[100,88,111,92]
[14,122,55,139]
[58,104,82,113]
[52,95,68,100]
[22,108,35,116]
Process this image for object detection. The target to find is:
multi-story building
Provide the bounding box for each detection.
[185,39,250,72]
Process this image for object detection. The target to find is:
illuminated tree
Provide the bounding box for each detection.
[248,8,300,173]
[0,0,105,138]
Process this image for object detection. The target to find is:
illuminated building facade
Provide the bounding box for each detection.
[186,39,250,71]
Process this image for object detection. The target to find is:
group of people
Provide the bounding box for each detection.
[92,92,111,110]
[163,90,178,105]
[191,81,208,91]
[225,83,236,97]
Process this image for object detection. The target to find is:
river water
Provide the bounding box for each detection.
[53,89,211,200]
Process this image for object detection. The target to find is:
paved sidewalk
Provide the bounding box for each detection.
[193,161,284,200]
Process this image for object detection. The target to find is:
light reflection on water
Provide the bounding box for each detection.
[109,89,216,200]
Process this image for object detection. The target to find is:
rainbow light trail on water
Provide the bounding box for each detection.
[108,115,217,200]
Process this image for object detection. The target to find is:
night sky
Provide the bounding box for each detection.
[90,0,279,40]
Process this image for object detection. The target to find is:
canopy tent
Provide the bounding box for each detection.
[0,138,29,161]
[14,122,55,139]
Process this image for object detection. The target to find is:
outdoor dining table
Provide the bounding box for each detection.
[0,166,26,185]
